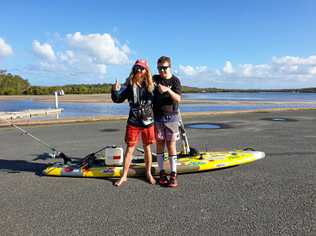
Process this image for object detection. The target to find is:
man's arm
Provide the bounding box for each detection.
[158,84,181,102]
[167,87,181,102]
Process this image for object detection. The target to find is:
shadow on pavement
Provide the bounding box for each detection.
[100,128,120,132]
[0,153,118,185]
[0,159,47,175]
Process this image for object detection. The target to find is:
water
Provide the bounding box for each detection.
[182,92,316,102]
[1,92,316,119]
[0,100,128,118]
[185,123,222,129]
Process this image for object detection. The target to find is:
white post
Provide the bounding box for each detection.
[54,91,59,109]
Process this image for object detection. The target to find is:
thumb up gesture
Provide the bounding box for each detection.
[112,79,121,91]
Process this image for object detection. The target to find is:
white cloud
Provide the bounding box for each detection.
[66,32,130,65]
[241,64,253,77]
[58,50,75,64]
[96,64,107,75]
[28,32,132,83]
[32,40,56,61]
[179,65,207,76]
[223,61,234,74]
[177,54,316,88]
[0,38,13,57]
[309,66,316,75]
[273,55,316,65]
[240,64,271,78]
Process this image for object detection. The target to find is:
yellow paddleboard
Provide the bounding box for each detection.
[43,149,265,178]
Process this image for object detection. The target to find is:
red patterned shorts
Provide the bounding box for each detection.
[125,124,156,147]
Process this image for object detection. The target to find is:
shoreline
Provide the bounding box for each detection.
[1,107,316,127]
[1,94,316,105]
[1,94,316,127]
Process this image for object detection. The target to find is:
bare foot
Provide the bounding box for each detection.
[114,177,127,187]
[147,175,156,185]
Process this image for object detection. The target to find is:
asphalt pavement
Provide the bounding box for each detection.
[0,110,315,235]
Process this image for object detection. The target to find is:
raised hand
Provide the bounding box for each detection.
[112,79,121,91]
[158,84,170,93]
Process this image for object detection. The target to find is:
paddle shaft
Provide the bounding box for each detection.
[1,117,58,154]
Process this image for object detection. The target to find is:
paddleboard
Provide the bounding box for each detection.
[43,149,265,178]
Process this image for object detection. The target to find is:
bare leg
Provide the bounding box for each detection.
[143,144,156,184]
[114,145,136,187]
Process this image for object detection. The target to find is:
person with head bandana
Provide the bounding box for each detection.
[111,59,156,187]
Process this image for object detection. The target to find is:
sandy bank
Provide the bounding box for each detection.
[1,94,316,105]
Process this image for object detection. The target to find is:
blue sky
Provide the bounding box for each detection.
[0,0,315,89]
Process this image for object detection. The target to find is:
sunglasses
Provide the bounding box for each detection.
[133,65,146,73]
[158,66,169,72]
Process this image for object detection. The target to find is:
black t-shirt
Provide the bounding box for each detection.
[153,74,182,117]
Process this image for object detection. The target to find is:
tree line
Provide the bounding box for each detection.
[25,84,113,95]
[0,71,30,95]
[0,71,210,95]
[1,71,316,95]
[0,71,114,95]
